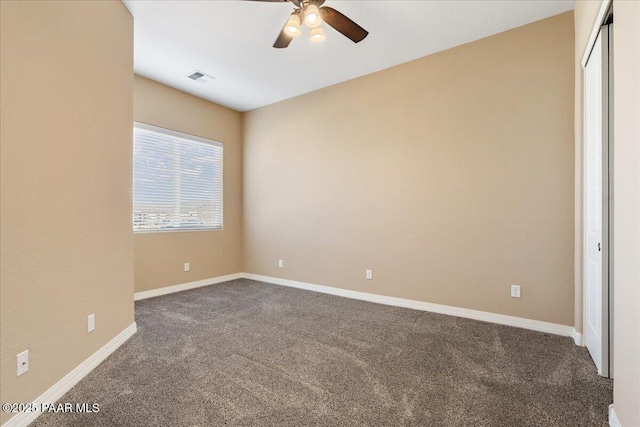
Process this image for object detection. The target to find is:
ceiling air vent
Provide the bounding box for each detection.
[186,70,215,84]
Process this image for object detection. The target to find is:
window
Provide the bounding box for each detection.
[133,123,223,232]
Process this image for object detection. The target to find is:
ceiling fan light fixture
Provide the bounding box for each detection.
[304,4,322,28]
[283,13,302,37]
[309,26,325,42]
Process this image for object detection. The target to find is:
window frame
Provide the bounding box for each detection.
[133,122,224,234]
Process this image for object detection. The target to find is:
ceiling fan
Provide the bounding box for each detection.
[247,0,369,48]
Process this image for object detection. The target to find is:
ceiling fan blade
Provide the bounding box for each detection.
[320,6,368,43]
[273,25,294,48]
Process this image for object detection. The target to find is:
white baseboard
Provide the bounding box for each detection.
[134,273,243,301]
[134,272,581,342]
[243,273,579,340]
[572,329,584,346]
[609,405,622,427]
[1,275,583,427]
[1,322,137,427]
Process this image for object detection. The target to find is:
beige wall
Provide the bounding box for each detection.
[244,12,575,326]
[0,1,134,425]
[611,1,640,425]
[133,76,243,292]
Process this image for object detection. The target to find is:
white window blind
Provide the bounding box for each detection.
[133,123,223,232]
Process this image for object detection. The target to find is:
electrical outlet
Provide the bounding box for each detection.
[17,350,28,377]
[278,259,283,268]
[366,269,373,280]
[88,313,95,333]
[184,262,190,272]
[511,285,521,298]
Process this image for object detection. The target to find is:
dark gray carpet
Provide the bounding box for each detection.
[32,279,612,426]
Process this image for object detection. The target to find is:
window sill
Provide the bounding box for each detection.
[134,227,223,234]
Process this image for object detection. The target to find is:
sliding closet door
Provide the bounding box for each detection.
[584,24,611,378]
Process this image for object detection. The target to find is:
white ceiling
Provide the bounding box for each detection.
[124,0,574,112]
